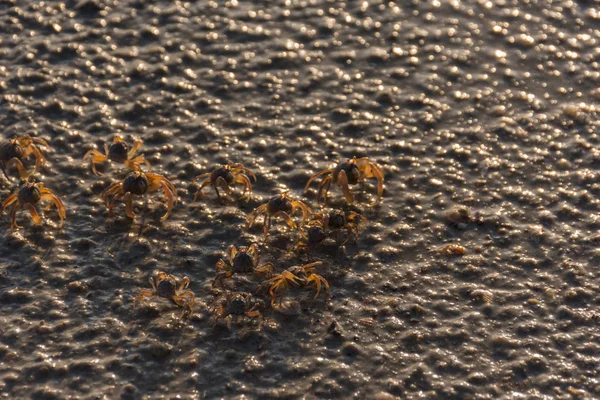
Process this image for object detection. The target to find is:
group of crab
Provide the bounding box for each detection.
[0,135,66,229]
[132,149,384,327]
[1,134,385,326]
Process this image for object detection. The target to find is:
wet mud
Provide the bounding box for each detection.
[1,0,600,399]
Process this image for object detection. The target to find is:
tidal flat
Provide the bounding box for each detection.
[1,0,600,399]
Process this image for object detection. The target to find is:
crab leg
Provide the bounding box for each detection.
[316,175,332,207]
[40,189,66,224]
[107,192,125,218]
[147,174,177,197]
[179,277,191,291]
[192,172,211,183]
[193,178,212,202]
[291,201,312,223]
[246,305,263,325]
[6,158,30,179]
[1,193,19,213]
[234,174,253,201]
[0,162,9,180]
[31,137,49,147]
[23,203,42,225]
[300,261,323,271]
[306,274,330,298]
[264,213,272,236]
[159,181,174,221]
[337,170,354,204]
[149,277,157,292]
[128,139,143,159]
[304,168,334,193]
[161,177,177,199]
[9,202,22,229]
[40,188,63,206]
[274,211,297,231]
[246,204,268,227]
[227,245,238,264]
[255,262,275,278]
[30,146,47,174]
[268,278,288,304]
[172,291,195,312]
[213,176,228,202]
[216,258,230,273]
[125,156,151,172]
[213,271,234,288]
[369,163,385,202]
[247,243,259,265]
[83,150,108,176]
[102,182,123,207]
[134,289,155,305]
[231,165,257,181]
[123,192,136,219]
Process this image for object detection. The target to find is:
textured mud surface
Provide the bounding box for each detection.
[1,0,600,398]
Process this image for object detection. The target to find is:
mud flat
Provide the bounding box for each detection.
[1,0,600,398]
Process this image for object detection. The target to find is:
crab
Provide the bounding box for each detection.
[267,261,329,305]
[304,156,384,206]
[134,271,195,318]
[102,169,177,221]
[0,135,49,180]
[211,292,263,328]
[320,209,367,244]
[246,191,312,236]
[292,210,366,252]
[193,163,256,203]
[213,243,275,288]
[1,180,66,229]
[83,135,150,176]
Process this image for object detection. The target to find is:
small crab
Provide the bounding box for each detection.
[134,271,195,318]
[291,223,329,253]
[83,135,150,176]
[213,243,275,288]
[304,156,384,206]
[102,169,177,221]
[193,163,256,203]
[0,135,49,180]
[321,209,367,244]
[292,210,366,252]
[267,261,329,305]
[246,191,312,236]
[212,292,263,328]
[1,180,66,229]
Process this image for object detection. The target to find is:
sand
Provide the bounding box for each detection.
[1,0,600,398]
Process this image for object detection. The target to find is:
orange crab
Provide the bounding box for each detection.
[193,163,256,203]
[102,169,177,221]
[267,261,329,305]
[1,180,66,229]
[83,135,150,176]
[293,210,367,252]
[246,191,312,236]
[213,243,275,288]
[304,157,384,206]
[211,292,263,328]
[0,135,49,180]
[134,271,195,318]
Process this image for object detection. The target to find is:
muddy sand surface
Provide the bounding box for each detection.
[1,0,600,399]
